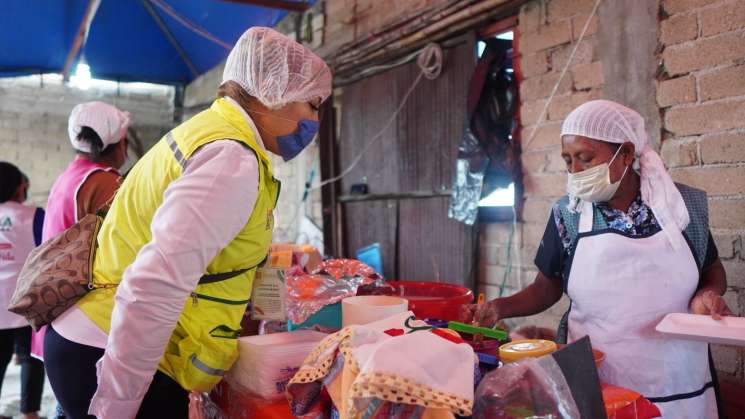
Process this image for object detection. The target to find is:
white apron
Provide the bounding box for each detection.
[567,203,718,419]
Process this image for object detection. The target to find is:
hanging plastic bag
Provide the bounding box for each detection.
[473,356,580,419]
[449,38,517,225]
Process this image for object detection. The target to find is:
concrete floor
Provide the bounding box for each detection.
[0,363,57,418]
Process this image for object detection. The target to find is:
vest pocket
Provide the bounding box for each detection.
[160,294,246,392]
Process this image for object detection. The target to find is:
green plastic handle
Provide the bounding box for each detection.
[447,321,508,341]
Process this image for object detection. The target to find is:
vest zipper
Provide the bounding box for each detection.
[190,292,250,307]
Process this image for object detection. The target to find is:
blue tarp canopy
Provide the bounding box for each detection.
[0,0,310,85]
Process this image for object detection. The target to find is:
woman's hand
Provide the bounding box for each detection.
[690,289,733,320]
[459,300,500,327]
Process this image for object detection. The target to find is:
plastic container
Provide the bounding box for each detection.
[499,339,557,363]
[341,296,408,327]
[287,302,342,331]
[227,330,327,400]
[387,281,474,321]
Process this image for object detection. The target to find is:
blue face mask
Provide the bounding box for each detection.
[276,119,320,161]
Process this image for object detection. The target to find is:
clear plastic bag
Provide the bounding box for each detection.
[188,391,226,419]
[286,259,383,325]
[473,357,580,419]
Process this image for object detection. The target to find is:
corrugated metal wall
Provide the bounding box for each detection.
[338,36,477,287]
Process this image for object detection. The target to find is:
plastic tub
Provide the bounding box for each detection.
[499,339,557,363]
[386,281,474,321]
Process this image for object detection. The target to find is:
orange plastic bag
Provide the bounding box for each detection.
[602,384,661,419]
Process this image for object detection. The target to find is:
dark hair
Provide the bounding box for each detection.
[217,81,258,110]
[0,162,24,203]
[77,126,118,162]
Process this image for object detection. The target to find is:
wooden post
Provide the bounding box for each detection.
[319,97,343,257]
[62,0,102,81]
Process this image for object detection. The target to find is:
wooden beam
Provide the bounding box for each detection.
[140,0,199,78]
[319,97,342,257]
[62,0,102,81]
[338,190,453,203]
[221,0,311,13]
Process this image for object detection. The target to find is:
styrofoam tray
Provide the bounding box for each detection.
[656,313,745,346]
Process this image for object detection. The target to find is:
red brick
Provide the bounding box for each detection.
[664,99,745,136]
[481,223,515,245]
[572,61,603,90]
[523,172,567,198]
[723,260,745,289]
[657,76,696,107]
[700,1,745,37]
[712,344,742,375]
[663,32,745,76]
[700,131,745,164]
[713,233,740,259]
[521,22,573,54]
[521,52,550,78]
[660,13,698,46]
[699,65,745,101]
[547,0,596,22]
[520,71,573,101]
[571,13,598,39]
[550,37,596,70]
[522,221,549,248]
[519,1,544,34]
[522,150,551,173]
[522,198,555,223]
[521,123,562,152]
[480,243,502,266]
[709,198,745,229]
[661,138,700,167]
[662,0,720,15]
[521,99,549,126]
[547,90,601,120]
[670,166,745,196]
[723,289,742,316]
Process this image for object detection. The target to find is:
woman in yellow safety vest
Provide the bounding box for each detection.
[44,27,332,419]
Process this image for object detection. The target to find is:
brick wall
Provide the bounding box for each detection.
[0,74,174,206]
[659,0,745,381]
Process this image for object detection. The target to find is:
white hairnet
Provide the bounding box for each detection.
[222,27,332,109]
[68,101,131,153]
[561,99,690,249]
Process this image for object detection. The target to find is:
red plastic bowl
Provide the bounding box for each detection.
[386,281,474,321]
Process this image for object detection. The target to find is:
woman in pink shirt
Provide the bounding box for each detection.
[0,162,45,419]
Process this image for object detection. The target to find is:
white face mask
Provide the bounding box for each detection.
[566,146,628,203]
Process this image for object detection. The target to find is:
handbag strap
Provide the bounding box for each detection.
[198,268,252,285]
[197,255,268,285]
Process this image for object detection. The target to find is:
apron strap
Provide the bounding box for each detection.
[579,201,594,233]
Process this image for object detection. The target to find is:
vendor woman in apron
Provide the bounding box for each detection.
[43,27,332,419]
[462,100,729,418]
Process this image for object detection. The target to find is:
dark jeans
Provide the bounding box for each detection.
[44,325,189,419]
[0,326,44,414]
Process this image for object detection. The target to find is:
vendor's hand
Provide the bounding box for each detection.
[690,290,733,320]
[459,300,500,327]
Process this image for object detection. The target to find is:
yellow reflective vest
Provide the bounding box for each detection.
[78,98,279,391]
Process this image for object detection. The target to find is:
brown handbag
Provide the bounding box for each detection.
[8,213,108,331]
[8,211,256,331]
